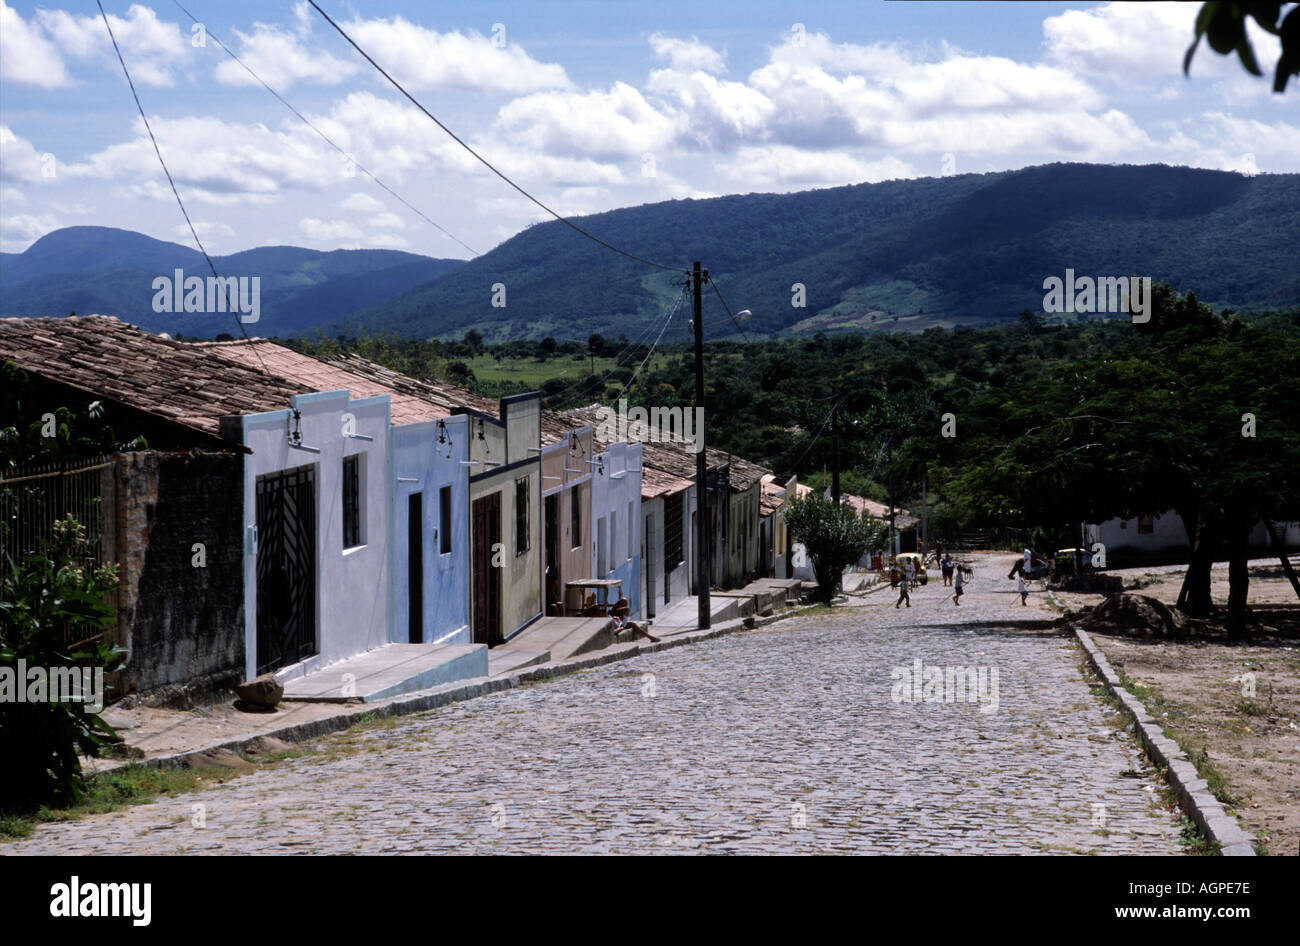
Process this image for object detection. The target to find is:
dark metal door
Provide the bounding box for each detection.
[256,465,317,675]
[644,512,656,618]
[544,494,559,579]
[472,492,502,645]
[408,492,423,643]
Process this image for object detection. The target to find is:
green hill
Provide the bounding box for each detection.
[0,226,466,337]
[342,162,1299,342]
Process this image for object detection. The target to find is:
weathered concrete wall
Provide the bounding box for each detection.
[111,450,244,705]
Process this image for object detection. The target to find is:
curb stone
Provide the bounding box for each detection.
[1072,623,1258,856]
[98,601,823,775]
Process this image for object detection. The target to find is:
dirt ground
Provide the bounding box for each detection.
[1048,557,1300,856]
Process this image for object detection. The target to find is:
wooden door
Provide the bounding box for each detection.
[472,493,502,645]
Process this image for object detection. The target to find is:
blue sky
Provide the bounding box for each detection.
[1,1,1295,258]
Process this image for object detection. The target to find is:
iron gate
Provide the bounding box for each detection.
[256,464,317,675]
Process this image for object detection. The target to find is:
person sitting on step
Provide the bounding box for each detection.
[610,595,660,642]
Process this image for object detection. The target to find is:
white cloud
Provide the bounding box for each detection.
[495,82,681,161]
[1,211,62,251]
[1044,1,1282,90]
[65,114,333,203]
[646,69,775,147]
[171,220,235,246]
[648,33,726,74]
[720,146,917,188]
[341,192,386,213]
[0,126,55,184]
[1164,113,1300,173]
[299,217,361,241]
[342,15,571,93]
[38,4,187,87]
[0,1,72,88]
[214,5,359,89]
[297,216,408,249]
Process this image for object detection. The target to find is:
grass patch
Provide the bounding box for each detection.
[1186,745,1244,809]
[0,764,212,840]
[1235,698,1266,717]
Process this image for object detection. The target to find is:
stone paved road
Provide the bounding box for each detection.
[3,574,1182,854]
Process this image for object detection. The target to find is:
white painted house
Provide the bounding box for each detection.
[235,389,392,682]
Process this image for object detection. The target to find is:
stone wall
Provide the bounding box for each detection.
[110,451,244,706]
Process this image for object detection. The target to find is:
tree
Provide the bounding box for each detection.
[463,329,484,355]
[784,494,886,603]
[1184,2,1300,92]
[943,298,1300,638]
[1,515,121,809]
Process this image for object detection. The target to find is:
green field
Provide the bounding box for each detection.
[465,350,680,395]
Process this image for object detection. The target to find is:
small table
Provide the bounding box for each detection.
[565,578,624,617]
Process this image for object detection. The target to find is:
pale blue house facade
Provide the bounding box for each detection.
[591,441,645,619]
[390,415,472,646]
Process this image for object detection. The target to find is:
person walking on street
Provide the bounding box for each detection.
[904,557,915,590]
[1016,573,1029,606]
[896,562,912,608]
[941,554,954,586]
[952,566,967,606]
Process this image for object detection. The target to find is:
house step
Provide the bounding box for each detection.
[281,643,488,703]
[488,649,552,676]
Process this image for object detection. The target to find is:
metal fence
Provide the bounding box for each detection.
[0,455,114,569]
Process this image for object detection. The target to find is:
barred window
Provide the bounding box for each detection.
[440,485,452,554]
[515,476,530,555]
[664,493,683,569]
[342,454,362,548]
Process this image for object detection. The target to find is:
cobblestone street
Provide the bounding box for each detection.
[3,577,1183,855]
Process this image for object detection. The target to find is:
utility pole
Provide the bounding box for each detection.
[921,471,928,559]
[693,261,711,630]
[831,399,841,507]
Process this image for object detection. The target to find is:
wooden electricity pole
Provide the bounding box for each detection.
[693,261,711,629]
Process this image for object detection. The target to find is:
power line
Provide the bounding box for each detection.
[548,279,688,408]
[612,283,689,402]
[706,273,753,343]
[170,0,479,258]
[782,401,837,479]
[95,0,271,376]
[305,0,688,275]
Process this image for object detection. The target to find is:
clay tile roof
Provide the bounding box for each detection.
[314,351,501,419]
[555,403,773,492]
[640,465,693,500]
[194,339,450,423]
[760,475,791,517]
[540,408,584,445]
[0,315,307,438]
[841,492,917,528]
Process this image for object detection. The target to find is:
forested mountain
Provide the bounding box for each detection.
[0,226,465,337]
[6,163,1296,343]
[342,162,1299,342]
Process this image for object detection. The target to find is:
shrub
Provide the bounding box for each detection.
[0,515,121,810]
[785,494,886,603]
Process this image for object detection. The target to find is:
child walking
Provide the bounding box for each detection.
[952,566,967,606]
[1016,573,1029,606]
